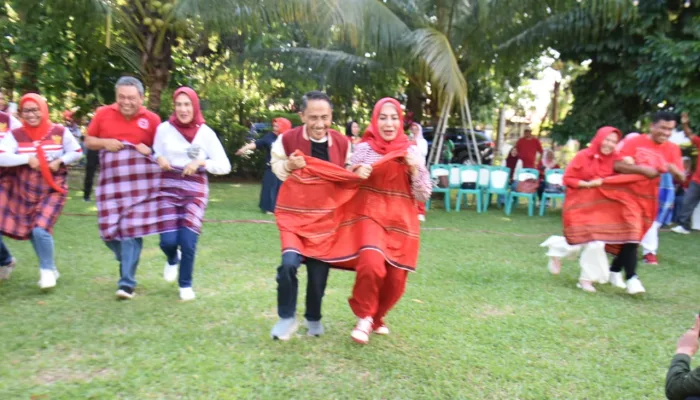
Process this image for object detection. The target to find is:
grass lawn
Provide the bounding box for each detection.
[1,172,698,399]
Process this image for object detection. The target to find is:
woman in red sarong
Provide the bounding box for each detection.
[347,98,432,345]
[543,127,621,292]
[0,94,82,289]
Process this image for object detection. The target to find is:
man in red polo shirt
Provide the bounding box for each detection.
[515,128,543,169]
[613,111,685,294]
[672,112,700,235]
[85,76,161,300]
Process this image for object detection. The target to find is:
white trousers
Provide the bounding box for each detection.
[540,236,610,283]
[641,221,661,256]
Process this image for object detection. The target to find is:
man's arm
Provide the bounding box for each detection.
[681,112,696,140]
[270,134,292,181]
[666,317,700,400]
[613,160,659,178]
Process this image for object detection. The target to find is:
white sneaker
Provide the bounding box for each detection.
[626,276,646,295]
[163,249,181,283]
[38,269,57,289]
[374,324,390,335]
[351,317,373,345]
[179,287,196,301]
[417,214,426,222]
[671,226,691,235]
[0,258,17,280]
[609,272,627,289]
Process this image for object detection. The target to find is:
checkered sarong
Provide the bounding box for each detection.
[157,169,208,235]
[0,166,68,240]
[96,145,164,240]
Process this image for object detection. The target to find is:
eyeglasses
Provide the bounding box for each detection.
[21,108,41,115]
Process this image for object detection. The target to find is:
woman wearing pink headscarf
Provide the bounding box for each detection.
[153,87,231,301]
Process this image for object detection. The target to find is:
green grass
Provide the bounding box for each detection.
[1,174,698,399]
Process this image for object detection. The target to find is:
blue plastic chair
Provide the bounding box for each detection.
[506,168,540,216]
[482,166,511,212]
[427,164,454,211]
[539,169,566,216]
[455,165,483,212]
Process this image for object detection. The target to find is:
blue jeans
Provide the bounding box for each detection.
[105,238,143,289]
[30,228,56,271]
[276,252,330,321]
[159,228,199,288]
[0,234,13,266]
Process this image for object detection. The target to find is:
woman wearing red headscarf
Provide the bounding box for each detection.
[236,117,293,214]
[541,127,622,292]
[347,98,432,344]
[0,93,82,289]
[153,87,231,301]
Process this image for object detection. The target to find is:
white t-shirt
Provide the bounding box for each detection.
[153,122,231,175]
[0,126,82,166]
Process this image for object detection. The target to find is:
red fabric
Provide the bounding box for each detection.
[273,118,292,135]
[416,201,426,215]
[692,136,700,184]
[275,150,420,271]
[87,104,160,146]
[515,137,543,168]
[168,87,205,143]
[563,127,622,188]
[361,98,411,155]
[506,153,519,179]
[0,162,68,240]
[348,249,408,325]
[17,95,66,194]
[617,134,683,173]
[563,174,657,247]
[280,126,348,167]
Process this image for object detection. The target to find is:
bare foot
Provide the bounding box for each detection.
[548,257,562,275]
[577,280,596,293]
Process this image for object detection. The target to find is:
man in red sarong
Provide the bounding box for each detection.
[268,91,357,340]
[85,76,161,300]
[611,111,684,294]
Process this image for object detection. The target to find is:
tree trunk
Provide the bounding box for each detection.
[406,76,425,124]
[19,58,40,93]
[143,35,174,113]
[551,80,561,123]
[0,54,15,101]
[496,105,506,163]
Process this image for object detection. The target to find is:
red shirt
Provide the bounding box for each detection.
[87,104,160,146]
[515,137,543,168]
[691,136,700,185]
[617,134,683,173]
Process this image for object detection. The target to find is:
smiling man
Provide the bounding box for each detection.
[268,91,354,340]
[85,76,161,300]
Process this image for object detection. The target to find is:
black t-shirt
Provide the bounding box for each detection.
[311,141,330,162]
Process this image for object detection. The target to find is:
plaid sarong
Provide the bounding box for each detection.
[157,169,208,235]
[96,146,165,241]
[656,172,675,225]
[0,166,68,240]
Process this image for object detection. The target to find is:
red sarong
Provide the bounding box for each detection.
[563,174,658,250]
[275,151,420,271]
[0,166,68,240]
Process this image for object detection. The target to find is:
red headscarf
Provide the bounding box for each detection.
[19,93,66,194]
[273,117,292,135]
[566,126,622,182]
[361,98,412,155]
[169,87,205,143]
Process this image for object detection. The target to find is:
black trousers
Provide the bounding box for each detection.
[610,243,638,280]
[83,149,99,200]
[276,252,330,322]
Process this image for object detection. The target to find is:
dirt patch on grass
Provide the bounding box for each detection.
[36,367,112,385]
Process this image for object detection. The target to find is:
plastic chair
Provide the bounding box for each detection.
[539,169,565,216]
[455,165,483,212]
[482,166,511,212]
[427,164,454,211]
[506,168,540,216]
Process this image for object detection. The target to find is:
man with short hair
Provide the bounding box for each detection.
[269,90,355,340]
[665,315,700,400]
[515,128,543,169]
[0,109,22,279]
[613,111,685,294]
[85,76,161,299]
[672,112,700,235]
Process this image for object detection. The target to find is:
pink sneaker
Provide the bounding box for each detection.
[351,317,373,344]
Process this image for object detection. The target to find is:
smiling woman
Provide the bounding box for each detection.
[0,93,82,289]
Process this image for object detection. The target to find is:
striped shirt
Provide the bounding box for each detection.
[351,142,432,202]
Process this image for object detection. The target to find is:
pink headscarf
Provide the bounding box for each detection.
[169,87,205,143]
